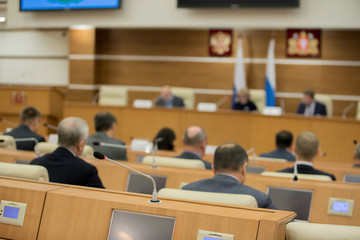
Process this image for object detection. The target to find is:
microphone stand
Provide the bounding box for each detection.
[151,138,163,169]
[93,152,161,203]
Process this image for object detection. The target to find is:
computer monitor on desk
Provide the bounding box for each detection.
[267,186,313,221]
[343,174,360,183]
[108,210,176,240]
[126,172,167,194]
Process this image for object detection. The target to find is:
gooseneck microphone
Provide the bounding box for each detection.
[292,162,299,182]
[93,151,161,203]
[151,138,163,168]
[43,123,58,131]
[246,148,256,161]
[0,117,17,127]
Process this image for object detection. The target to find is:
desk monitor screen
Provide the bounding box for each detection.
[3,206,20,219]
[343,174,360,183]
[108,210,175,240]
[267,186,313,221]
[126,172,167,195]
[246,166,266,174]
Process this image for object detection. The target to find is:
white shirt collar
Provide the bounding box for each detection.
[296,160,314,167]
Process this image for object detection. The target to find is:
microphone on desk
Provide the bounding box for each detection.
[43,123,58,131]
[93,151,161,203]
[151,138,163,168]
[342,102,355,120]
[246,148,256,162]
[0,117,17,127]
[292,162,299,182]
[216,96,229,108]
[0,137,40,156]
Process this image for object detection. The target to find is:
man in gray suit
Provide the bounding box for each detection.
[155,85,185,108]
[87,112,127,161]
[182,142,276,209]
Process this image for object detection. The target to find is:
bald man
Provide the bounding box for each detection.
[174,126,212,169]
[155,85,185,108]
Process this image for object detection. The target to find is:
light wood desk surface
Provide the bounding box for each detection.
[0,177,295,240]
[63,102,360,165]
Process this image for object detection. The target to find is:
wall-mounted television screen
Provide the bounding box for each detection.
[20,0,121,11]
[178,0,300,8]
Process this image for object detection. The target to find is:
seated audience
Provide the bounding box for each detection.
[278,131,336,180]
[296,89,327,116]
[259,130,295,162]
[30,117,104,188]
[354,143,360,168]
[182,142,276,209]
[154,127,176,151]
[174,126,212,169]
[155,85,185,108]
[4,106,45,151]
[232,88,257,111]
[87,112,127,161]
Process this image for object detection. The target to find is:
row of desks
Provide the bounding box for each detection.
[63,102,360,165]
[0,148,359,226]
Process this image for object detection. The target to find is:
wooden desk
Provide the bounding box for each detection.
[83,159,360,226]
[63,102,360,165]
[0,177,295,240]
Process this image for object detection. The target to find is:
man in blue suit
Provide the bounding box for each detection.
[182,142,276,209]
[31,117,104,188]
[174,126,212,169]
[296,89,327,116]
[259,130,295,162]
[155,85,185,108]
[4,106,46,151]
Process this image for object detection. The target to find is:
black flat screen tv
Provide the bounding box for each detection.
[20,0,121,11]
[178,0,300,8]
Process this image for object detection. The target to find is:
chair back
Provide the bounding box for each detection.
[158,188,258,208]
[261,171,332,181]
[0,135,16,150]
[142,156,205,169]
[99,85,128,106]
[171,87,195,110]
[249,89,265,112]
[0,162,49,182]
[315,94,333,117]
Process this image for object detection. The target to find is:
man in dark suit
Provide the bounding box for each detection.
[4,106,46,151]
[296,89,327,116]
[182,143,276,209]
[259,130,295,162]
[278,131,336,181]
[155,85,185,108]
[30,117,104,188]
[174,126,212,169]
[87,112,127,161]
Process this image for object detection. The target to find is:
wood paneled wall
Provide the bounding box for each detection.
[68,28,360,117]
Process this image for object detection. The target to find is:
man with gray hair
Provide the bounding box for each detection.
[354,144,360,168]
[30,117,104,188]
[174,126,212,169]
[278,131,336,180]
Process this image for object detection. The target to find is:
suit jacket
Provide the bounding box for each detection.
[233,100,257,111]
[296,101,327,116]
[156,96,185,108]
[278,164,336,181]
[4,124,46,151]
[182,174,276,209]
[174,151,212,170]
[87,132,127,161]
[30,147,104,188]
[259,148,296,162]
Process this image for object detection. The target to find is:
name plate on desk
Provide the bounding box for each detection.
[0,200,27,226]
[133,99,153,109]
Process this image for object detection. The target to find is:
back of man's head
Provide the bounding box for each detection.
[20,106,41,125]
[94,112,117,132]
[214,143,248,173]
[276,130,293,148]
[354,144,360,160]
[58,117,89,149]
[295,131,319,161]
[183,126,207,148]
